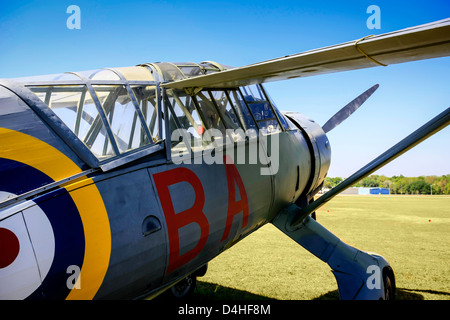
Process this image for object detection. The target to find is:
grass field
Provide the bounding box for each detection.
[193,195,450,300]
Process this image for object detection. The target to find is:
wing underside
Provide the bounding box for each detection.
[162,18,450,90]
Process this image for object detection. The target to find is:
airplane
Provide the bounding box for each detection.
[0,18,449,300]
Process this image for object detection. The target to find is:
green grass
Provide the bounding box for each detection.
[193,195,450,300]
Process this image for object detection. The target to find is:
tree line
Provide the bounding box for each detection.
[323,174,450,195]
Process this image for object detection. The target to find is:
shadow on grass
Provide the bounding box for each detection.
[397,288,450,299]
[193,281,272,300]
[194,281,442,300]
[313,288,424,300]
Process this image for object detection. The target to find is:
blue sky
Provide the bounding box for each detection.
[1,0,449,178]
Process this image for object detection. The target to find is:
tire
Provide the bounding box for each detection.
[383,269,396,300]
[169,275,197,299]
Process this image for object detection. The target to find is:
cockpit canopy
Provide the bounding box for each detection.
[10,62,290,169]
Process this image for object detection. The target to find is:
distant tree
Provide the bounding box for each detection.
[444,183,450,195]
[435,175,449,194]
[379,176,392,189]
[347,174,449,195]
[430,184,439,195]
[425,175,437,185]
[324,177,343,189]
[407,180,430,195]
[323,177,332,189]
[358,176,378,187]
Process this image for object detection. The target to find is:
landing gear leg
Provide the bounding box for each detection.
[273,204,395,300]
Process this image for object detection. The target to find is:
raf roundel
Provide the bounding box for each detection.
[0,227,20,269]
[0,128,111,300]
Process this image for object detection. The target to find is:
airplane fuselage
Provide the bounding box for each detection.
[0,62,329,299]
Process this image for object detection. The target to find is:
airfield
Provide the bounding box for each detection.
[193,195,450,300]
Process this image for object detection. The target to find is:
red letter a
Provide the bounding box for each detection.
[222,156,249,242]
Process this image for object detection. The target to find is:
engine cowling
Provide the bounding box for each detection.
[284,112,331,198]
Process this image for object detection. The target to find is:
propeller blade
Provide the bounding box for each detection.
[322,84,379,133]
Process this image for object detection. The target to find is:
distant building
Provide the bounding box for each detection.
[341,187,359,194]
[340,187,390,195]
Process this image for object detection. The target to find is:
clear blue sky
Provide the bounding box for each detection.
[1,0,449,178]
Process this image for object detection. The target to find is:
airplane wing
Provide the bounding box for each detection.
[162,18,450,90]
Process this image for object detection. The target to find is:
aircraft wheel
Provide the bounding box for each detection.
[169,275,197,299]
[383,269,396,300]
